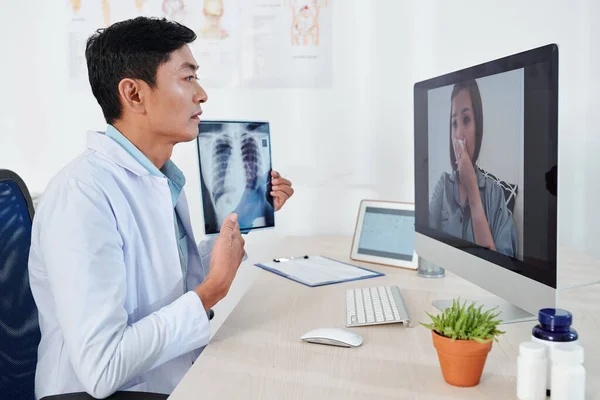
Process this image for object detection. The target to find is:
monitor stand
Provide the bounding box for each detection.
[432,296,536,325]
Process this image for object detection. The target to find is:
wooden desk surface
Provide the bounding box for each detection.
[169,236,600,400]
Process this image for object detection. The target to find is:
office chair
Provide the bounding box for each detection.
[0,169,41,400]
[0,170,168,400]
[40,393,169,400]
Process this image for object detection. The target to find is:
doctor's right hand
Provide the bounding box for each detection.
[194,214,245,311]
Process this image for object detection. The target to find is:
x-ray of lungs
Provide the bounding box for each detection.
[196,120,275,234]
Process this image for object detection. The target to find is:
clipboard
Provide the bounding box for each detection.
[254,256,384,287]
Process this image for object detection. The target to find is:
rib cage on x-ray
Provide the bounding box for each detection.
[210,132,263,204]
[240,133,262,190]
[212,137,233,204]
[197,121,274,234]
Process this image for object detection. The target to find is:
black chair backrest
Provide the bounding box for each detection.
[41,392,169,400]
[0,169,41,400]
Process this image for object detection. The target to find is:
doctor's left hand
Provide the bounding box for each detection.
[194,214,245,311]
[270,170,294,211]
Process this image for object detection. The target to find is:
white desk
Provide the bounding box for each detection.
[169,236,600,399]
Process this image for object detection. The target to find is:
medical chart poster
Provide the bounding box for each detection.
[190,0,244,88]
[67,0,332,90]
[237,0,333,88]
[67,0,105,91]
[67,0,195,90]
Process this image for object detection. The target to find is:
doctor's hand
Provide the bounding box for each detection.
[270,170,294,211]
[194,214,245,311]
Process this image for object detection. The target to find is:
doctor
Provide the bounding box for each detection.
[28,17,294,399]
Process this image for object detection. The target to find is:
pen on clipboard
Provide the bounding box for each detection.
[273,255,309,263]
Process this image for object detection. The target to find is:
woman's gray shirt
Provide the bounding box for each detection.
[429,167,518,258]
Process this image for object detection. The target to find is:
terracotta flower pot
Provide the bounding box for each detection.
[431,330,493,387]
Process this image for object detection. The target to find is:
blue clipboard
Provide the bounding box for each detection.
[254,256,384,287]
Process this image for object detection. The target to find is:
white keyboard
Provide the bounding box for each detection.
[345,285,412,328]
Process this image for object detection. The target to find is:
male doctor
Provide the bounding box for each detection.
[28,17,294,398]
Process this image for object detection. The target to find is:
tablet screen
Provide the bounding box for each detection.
[357,207,415,261]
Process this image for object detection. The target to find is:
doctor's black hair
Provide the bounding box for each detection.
[449,79,484,170]
[85,17,197,124]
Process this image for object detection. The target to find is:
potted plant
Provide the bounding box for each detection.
[420,299,505,387]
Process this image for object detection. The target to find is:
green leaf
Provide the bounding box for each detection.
[419,299,505,341]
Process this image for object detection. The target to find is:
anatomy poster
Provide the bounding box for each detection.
[67,0,332,90]
[67,0,105,90]
[191,0,244,88]
[196,121,274,234]
[67,0,201,90]
[238,0,332,88]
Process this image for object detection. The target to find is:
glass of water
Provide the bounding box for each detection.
[417,257,445,278]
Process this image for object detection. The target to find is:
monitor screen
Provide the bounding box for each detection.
[357,207,415,261]
[414,44,558,288]
[196,120,274,234]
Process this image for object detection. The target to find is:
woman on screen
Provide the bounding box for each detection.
[429,79,518,258]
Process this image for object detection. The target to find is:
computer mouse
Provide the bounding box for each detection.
[300,328,363,348]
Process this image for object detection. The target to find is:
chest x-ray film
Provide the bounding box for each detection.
[196,120,275,234]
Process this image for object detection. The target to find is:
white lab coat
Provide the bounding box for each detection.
[28,131,215,399]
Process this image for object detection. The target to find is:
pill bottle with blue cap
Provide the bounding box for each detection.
[531,308,579,396]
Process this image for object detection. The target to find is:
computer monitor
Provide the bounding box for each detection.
[413,44,558,323]
[196,120,275,235]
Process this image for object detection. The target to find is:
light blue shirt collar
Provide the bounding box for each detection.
[105,124,186,207]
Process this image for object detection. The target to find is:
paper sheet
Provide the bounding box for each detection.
[256,256,381,286]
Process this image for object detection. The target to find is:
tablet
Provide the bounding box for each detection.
[350,200,417,270]
[196,120,275,235]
